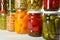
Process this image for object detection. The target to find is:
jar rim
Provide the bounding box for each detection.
[27,10,42,14]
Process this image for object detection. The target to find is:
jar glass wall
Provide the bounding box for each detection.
[0,0,7,11]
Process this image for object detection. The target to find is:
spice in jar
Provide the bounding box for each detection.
[15,10,28,34]
[0,10,6,30]
[15,0,27,11]
[27,0,43,11]
[42,13,57,39]
[6,10,15,32]
[27,11,42,37]
[44,0,59,11]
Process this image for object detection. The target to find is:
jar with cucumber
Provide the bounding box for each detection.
[42,13,57,39]
[0,10,6,30]
[0,0,7,30]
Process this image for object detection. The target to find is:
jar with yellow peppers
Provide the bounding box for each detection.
[26,0,43,11]
[6,10,15,32]
[27,11,42,37]
[15,10,29,34]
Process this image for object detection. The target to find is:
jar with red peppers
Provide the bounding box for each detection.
[0,0,7,11]
[44,0,59,11]
[6,10,15,32]
[27,11,42,37]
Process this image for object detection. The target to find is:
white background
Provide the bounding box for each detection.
[0,30,45,40]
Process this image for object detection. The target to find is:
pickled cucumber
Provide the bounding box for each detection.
[48,21,56,39]
[42,15,49,39]
[55,18,60,35]
[50,14,57,20]
[43,22,48,39]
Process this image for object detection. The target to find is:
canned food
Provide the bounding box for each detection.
[7,0,15,10]
[44,0,59,11]
[15,10,28,34]
[7,10,15,32]
[27,11,42,37]
[42,13,57,39]
[0,10,6,30]
[27,0,43,11]
[15,0,27,11]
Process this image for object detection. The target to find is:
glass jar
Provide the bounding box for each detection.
[27,11,42,37]
[42,13,57,39]
[27,0,43,11]
[7,0,15,10]
[15,10,28,34]
[6,10,15,32]
[0,0,7,11]
[0,10,6,30]
[15,0,27,11]
[44,0,59,11]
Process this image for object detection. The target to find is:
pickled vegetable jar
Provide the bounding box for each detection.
[42,13,57,39]
[7,10,15,32]
[0,0,7,11]
[15,0,27,11]
[27,0,43,11]
[0,10,6,30]
[27,11,42,37]
[7,0,15,10]
[15,10,28,34]
[44,0,59,11]
[55,14,60,35]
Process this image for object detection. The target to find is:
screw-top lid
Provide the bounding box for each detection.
[0,10,5,13]
[8,10,16,13]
